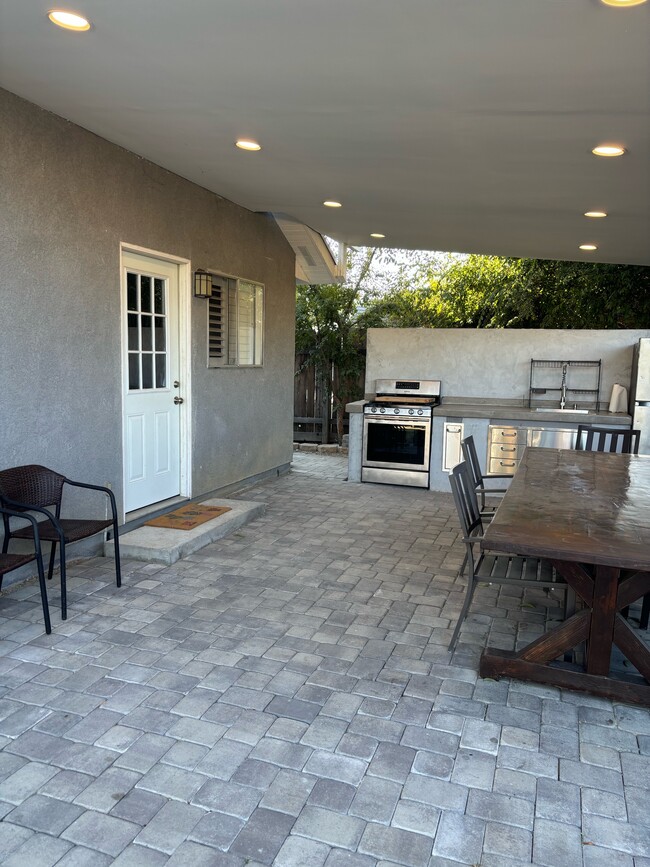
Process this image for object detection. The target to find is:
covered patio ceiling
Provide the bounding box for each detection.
[0,0,648,265]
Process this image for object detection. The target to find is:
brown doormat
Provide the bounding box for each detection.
[146,504,231,530]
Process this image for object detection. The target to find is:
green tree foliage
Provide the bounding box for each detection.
[296,279,367,445]
[364,255,650,329]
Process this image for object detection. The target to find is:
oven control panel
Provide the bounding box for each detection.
[365,405,432,418]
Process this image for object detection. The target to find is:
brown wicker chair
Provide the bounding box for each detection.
[0,465,121,620]
[0,505,51,633]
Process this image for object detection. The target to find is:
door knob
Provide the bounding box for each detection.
[173,396,184,405]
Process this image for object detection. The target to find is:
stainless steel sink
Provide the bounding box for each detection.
[534,408,589,413]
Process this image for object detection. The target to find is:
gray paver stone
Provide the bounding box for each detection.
[432,811,485,864]
[62,810,142,857]
[229,806,296,864]
[189,810,245,850]
[532,818,584,867]
[359,822,433,867]
[5,793,84,835]
[0,761,59,804]
[293,805,365,850]
[273,834,331,867]
[135,799,204,854]
[2,831,72,867]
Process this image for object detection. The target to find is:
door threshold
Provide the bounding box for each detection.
[124,496,188,532]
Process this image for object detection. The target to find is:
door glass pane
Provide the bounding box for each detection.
[142,355,153,389]
[366,422,426,465]
[126,267,170,393]
[155,354,166,388]
[154,316,166,351]
[154,278,165,314]
[141,315,152,351]
[127,272,138,311]
[140,276,152,313]
[128,354,140,390]
[127,314,139,350]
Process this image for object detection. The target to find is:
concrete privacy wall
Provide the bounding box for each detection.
[0,88,295,519]
[366,329,650,404]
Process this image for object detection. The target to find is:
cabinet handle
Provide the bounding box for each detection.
[501,432,517,437]
[499,461,516,467]
[500,446,516,453]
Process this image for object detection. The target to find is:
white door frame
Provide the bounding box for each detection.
[119,242,192,520]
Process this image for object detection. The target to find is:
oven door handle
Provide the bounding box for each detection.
[363,416,430,428]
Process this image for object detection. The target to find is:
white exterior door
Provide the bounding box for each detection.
[122,252,182,512]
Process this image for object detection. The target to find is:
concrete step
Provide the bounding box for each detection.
[104,498,265,565]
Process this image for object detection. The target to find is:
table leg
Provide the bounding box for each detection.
[480,560,650,706]
[585,565,618,676]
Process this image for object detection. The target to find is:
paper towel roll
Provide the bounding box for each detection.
[608,383,628,413]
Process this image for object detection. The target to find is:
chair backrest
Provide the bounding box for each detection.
[0,465,66,510]
[575,425,640,455]
[449,462,483,539]
[461,435,483,489]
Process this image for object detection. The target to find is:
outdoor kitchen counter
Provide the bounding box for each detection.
[432,401,632,425]
[345,397,634,490]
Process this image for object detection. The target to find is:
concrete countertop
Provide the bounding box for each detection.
[432,401,631,425]
[346,399,368,413]
[345,398,632,427]
[345,397,631,425]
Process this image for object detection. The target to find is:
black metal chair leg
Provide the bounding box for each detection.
[34,545,51,634]
[448,575,477,653]
[112,520,122,588]
[59,541,67,620]
[47,541,57,581]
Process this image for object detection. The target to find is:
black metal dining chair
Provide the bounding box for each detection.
[0,465,121,620]
[575,425,640,454]
[447,461,565,653]
[0,506,51,633]
[461,435,510,514]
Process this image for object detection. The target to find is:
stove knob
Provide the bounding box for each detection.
[408,408,415,415]
[379,407,386,414]
[371,407,377,413]
[417,409,424,416]
[394,408,400,415]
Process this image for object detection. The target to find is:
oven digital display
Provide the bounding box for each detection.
[395,381,419,390]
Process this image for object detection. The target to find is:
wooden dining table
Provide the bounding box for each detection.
[480,447,650,706]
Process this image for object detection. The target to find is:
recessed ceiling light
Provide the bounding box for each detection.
[235,140,261,151]
[323,201,342,208]
[601,0,647,7]
[370,233,385,239]
[580,244,598,251]
[584,211,608,218]
[592,144,626,157]
[47,10,91,31]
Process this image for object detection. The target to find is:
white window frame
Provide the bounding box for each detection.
[207,273,264,368]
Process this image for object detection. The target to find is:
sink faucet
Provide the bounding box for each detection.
[560,363,568,410]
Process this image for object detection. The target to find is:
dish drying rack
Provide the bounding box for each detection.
[528,359,602,411]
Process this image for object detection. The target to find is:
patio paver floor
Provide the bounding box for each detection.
[0,452,648,866]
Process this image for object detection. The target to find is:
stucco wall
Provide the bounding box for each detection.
[366,328,650,404]
[0,88,295,519]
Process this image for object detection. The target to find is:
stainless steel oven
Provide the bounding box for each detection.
[361,379,440,488]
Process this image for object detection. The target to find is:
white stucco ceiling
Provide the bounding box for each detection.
[1,0,648,265]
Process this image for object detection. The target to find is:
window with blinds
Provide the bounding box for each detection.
[207,275,264,367]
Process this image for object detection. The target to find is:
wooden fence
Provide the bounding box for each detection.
[293,353,361,443]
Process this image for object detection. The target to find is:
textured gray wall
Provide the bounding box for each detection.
[0,88,295,520]
[366,328,650,403]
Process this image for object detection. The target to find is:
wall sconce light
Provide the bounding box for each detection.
[193,270,213,299]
